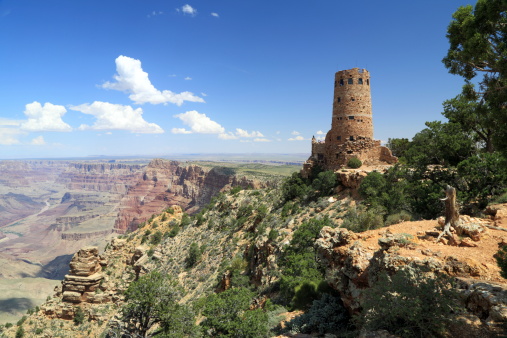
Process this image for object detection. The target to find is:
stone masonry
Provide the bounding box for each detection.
[302,68,397,176]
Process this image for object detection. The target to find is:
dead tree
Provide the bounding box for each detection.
[436,185,460,242]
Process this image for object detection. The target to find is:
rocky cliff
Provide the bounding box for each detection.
[113,159,271,233]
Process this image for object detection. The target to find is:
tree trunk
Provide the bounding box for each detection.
[437,185,460,241]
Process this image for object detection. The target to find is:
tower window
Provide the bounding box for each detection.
[337,97,341,102]
[340,79,344,86]
[349,136,354,141]
[348,116,354,120]
[351,97,355,101]
[358,78,363,84]
[317,154,324,160]
[334,81,337,87]
[337,136,341,141]
[348,78,353,84]
[366,79,370,85]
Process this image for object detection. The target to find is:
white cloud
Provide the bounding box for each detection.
[218,132,238,140]
[235,128,264,138]
[211,12,219,17]
[316,130,324,135]
[291,131,300,135]
[180,4,197,16]
[201,92,207,97]
[31,135,46,145]
[184,77,192,81]
[0,127,23,145]
[20,101,72,132]
[102,55,205,106]
[173,110,224,134]
[316,136,325,141]
[0,118,21,127]
[254,138,271,142]
[171,128,192,134]
[288,135,306,141]
[70,101,164,134]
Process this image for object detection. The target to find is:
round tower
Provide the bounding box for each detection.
[325,68,373,145]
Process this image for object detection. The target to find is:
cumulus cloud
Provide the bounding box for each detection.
[20,101,72,132]
[288,135,306,141]
[316,130,324,135]
[291,131,300,135]
[254,138,271,142]
[173,110,224,134]
[0,127,23,145]
[218,132,238,140]
[70,101,164,134]
[184,77,192,81]
[211,12,219,17]
[235,128,264,138]
[102,55,205,106]
[31,135,46,145]
[180,4,197,16]
[171,128,192,134]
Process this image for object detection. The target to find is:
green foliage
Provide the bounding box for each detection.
[15,325,24,338]
[311,170,338,197]
[286,294,349,335]
[357,267,462,337]
[200,287,268,337]
[5,323,13,329]
[341,205,384,232]
[443,0,507,155]
[496,246,507,279]
[180,213,191,227]
[347,157,362,169]
[385,211,412,226]
[161,213,168,222]
[386,138,411,159]
[292,281,319,310]
[229,185,243,195]
[150,230,163,245]
[281,172,309,203]
[166,207,175,214]
[16,316,27,326]
[73,307,85,325]
[492,191,507,204]
[404,121,475,167]
[279,217,331,306]
[34,328,43,334]
[121,271,192,337]
[168,225,180,238]
[457,152,507,209]
[186,242,202,268]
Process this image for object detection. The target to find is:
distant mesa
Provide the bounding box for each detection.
[302,68,397,177]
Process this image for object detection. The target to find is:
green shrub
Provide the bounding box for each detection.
[492,191,507,204]
[168,225,180,238]
[180,213,191,227]
[229,186,243,195]
[73,307,85,325]
[347,157,362,169]
[496,245,507,279]
[150,230,163,245]
[286,294,349,335]
[356,267,462,337]
[5,323,13,329]
[292,281,319,310]
[166,207,175,214]
[186,242,202,268]
[200,287,268,337]
[341,205,384,232]
[385,210,412,226]
[15,326,24,338]
[16,316,27,326]
[34,328,43,334]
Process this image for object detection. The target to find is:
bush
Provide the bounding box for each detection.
[200,287,268,337]
[186,242,202,268]
[341,205,384,232]
[150,230,163,245]
[385,210,412,226]
[180,213,191,227]
[292,281,319,310]
[15,326,24,338]
[286,294,349,335]
[347,157,362,169]
[496,246,507,279]
[357,267,462,337]
[73,307,85,325]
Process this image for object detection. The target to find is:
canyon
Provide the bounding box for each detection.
[0,158,275,323]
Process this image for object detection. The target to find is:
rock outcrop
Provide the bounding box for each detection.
[60,246,110,304]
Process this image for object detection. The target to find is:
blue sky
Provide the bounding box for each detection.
[0,0,475,159]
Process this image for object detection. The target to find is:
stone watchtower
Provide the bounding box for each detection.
[326,69,373,145]
[302,68,397,177]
